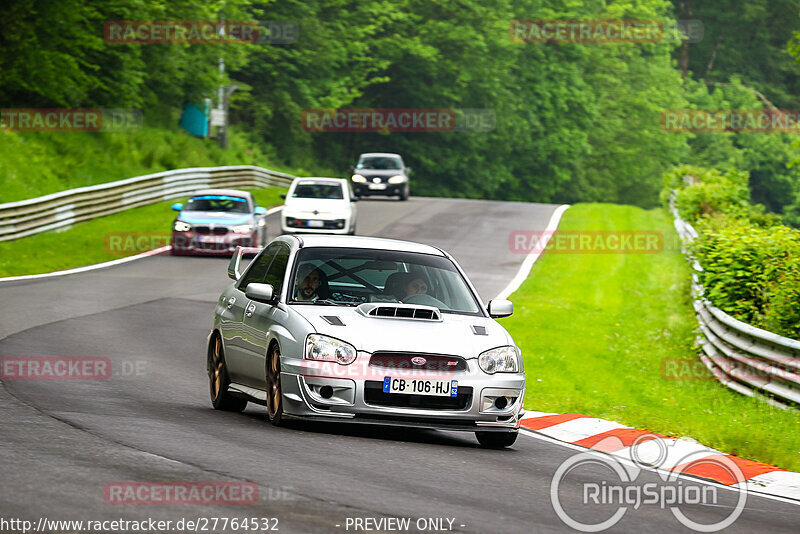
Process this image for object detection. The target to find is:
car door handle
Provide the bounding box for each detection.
[226,297,236,309]
[245,303,256,317]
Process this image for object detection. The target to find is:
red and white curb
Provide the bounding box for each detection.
[520,411,800,502]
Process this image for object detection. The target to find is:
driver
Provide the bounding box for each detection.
[294,264,324,301]
[402,277,428,300]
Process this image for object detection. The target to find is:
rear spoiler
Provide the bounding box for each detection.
[227,246,262,280]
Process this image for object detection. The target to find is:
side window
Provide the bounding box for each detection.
[238,245,278,290]
[263,245,290,296]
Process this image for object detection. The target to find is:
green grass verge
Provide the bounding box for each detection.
[0,187,286,277]
[505,203,800,471]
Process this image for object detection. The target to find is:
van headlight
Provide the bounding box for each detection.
[478,346,520,374]
[351,174,366,183]
[173,221,191,232]
[388,175,407,184]
[305,334,357,365]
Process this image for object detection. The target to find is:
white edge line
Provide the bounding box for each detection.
[0,206,284,283]
[519,428,800,507]
[494,204,570,300]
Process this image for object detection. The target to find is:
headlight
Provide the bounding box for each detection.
[387,175,407,184]
[351,174,366,183]
[173,221,191,232]
[478,346,519,374]
[305,334,357,365]
[231,225,253,234]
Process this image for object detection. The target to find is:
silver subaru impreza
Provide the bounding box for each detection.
[207,235,525,447]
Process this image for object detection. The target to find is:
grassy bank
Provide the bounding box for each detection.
[0,188,286,277]
[0,126,335,204]
[505,203,799,471]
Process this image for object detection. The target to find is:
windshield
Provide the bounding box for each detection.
[184,195,250,213]
[289,247,482,315]
[356,156,402,170]
[292,182,344,199]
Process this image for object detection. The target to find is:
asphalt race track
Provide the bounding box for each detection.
[1,197,797,533]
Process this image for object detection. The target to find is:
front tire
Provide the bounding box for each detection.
[209,335,248,412]
[266,342,285,426]
[476,430,518,449]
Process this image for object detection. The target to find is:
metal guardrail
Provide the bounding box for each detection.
[670,191,800,410]
[0,166,295,242]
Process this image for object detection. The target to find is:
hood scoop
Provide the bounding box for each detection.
[471,325,488,336]
[356,303,442,322]
[321,315,345,326]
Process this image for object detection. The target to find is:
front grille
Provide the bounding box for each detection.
[369,352,467,372]
[285,218,345,229]
[364,381,472,410]
[194,226,229,235]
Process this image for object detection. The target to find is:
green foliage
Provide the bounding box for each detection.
[693,218,800,339]
[663,164,800,339]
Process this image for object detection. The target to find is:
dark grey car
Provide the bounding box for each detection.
[350,153,411,200]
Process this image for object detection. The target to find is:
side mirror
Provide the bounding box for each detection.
[171,202,183,211]
[245,283,275,304]
[487,299,513,318]
[280,194,287,200]
[254,206,267,215]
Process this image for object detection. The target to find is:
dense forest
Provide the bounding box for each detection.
[3,0,800,223]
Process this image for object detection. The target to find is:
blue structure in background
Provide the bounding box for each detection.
[179,102,209,137]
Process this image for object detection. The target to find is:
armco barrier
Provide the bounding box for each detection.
[0,165,295,242]
[670,190,800,410]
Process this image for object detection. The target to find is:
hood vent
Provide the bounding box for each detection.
[471,325,488,336]
[321,315,345,326]
[356,303,442,321]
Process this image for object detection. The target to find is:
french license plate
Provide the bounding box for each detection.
[197,235,223,243]
[306,220,325,228]
[368,183,387,190]
[383,377,458,397]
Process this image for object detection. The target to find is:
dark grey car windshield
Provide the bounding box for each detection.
[289,247,482,315]
[356,157,402,170]
[185,195,250,213]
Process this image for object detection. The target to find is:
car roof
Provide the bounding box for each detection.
[189,189,253,200]
[357,153,403,159]
[291,177,347,184]
[284,235,445,256]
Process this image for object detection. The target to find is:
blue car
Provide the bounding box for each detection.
[171,189,268,255]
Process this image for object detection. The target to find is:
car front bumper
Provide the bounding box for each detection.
[354,184,405,197]
[279,355,525,432]
[172,231,257,255]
